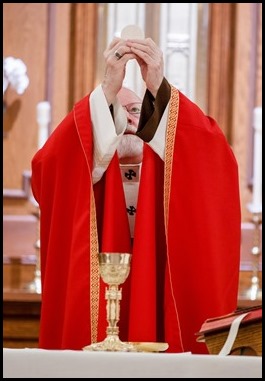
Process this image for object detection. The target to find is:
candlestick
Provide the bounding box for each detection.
[37,101,51,149]
[250,107,262,213]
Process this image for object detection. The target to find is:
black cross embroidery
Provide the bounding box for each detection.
[127,206,136,216]
[125,169,136,180]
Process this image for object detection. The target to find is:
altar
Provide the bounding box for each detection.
[3,348,262,378]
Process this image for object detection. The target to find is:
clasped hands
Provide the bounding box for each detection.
[102,37,164,104]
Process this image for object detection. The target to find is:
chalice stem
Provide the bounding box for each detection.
[106,285,121,337]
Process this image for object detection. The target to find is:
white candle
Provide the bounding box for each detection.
[36,101,51,149]
[252,107,262,209]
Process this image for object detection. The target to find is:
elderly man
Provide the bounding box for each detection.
[31,36,241,353]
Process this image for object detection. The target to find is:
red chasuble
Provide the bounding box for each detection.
[31,87,241,353]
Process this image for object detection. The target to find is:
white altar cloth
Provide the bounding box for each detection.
[3,348,262,378]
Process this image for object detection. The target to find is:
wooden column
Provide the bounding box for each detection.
[69,3,98,106]
[207,3,236,143]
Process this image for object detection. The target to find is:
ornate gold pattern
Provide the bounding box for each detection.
[164,86,179,229]
[163,86,184,351]
[90,190,100,343]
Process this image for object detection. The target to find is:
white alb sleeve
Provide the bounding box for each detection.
[90,85,127,184]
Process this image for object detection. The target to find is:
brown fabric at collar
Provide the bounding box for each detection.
[137,78,171,142]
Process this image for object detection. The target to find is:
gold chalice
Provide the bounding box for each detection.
[83,252,136,351]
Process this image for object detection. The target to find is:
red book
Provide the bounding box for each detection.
[197,305,262,336]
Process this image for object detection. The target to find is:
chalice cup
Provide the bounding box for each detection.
[83,252,136,351]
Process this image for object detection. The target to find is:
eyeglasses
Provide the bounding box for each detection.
[122,102,142,115]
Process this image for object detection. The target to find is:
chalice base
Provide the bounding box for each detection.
[83,335,137,352]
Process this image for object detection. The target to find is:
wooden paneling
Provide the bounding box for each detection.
[3,4,48,192]
[3,4,97,215]
[3,4,73,210]
[46,4,72,132]
[207,3,235,141]
[3,214,38,258]
[69,3,98,106]
[3,214,41,348]
[3,292,41,349]
[208,4,262,223]
[230,4,262,222]
[4,260,36,290]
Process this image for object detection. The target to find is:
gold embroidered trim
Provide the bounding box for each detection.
[164,86,179,229]
[90,190,100,343]
[163,87,184,351]
[72,104,100,344]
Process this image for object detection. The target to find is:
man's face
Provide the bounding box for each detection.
[117,87,144,164]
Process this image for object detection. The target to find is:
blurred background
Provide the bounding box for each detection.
[3,3,262,348]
